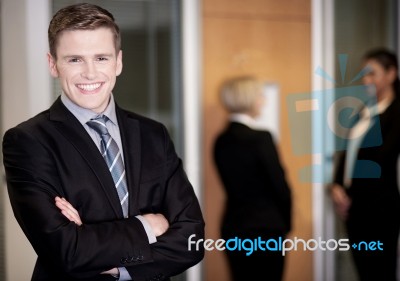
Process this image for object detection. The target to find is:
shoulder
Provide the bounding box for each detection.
[3,109,50,138]
[2,109,53,160]
[380,98,400,130]
[215,122,274,148]
[237,123,274,143]
[117,107,171,146]
[389,97,400,114]
[116,107,178,161]
[4,97,70,138]
[380,97,400,119]
[119,108,166,132]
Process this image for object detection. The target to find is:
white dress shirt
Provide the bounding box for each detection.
[344,96,393,186]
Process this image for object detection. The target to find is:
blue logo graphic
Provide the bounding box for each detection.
[351,241,383,251]
[286,54,382,182]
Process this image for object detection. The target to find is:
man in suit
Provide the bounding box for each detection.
[2,3,204,281]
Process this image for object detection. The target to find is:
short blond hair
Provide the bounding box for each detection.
[219,76,263,113]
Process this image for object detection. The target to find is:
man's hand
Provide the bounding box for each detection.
[330,184,351,220]
[101,268,119,276]
[55,198,169,275]
[142,213,169,237]
[55,196,82,226]
[55,196,170,237]
[55,197,120,275]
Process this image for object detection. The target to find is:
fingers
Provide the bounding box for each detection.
[142,213,169,237]
[55,197,83,226]
[331,184,347,204]
[55,197,79,216]
[101,268,119,275]
[330,185,351,220]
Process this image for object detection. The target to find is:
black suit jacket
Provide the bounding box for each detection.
[2,97,204,281]
[333,98,400,230]
[213,122,292,238]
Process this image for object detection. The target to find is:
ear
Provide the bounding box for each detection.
[116,50,123,76]
[385,66,397,84]
[47,52,59,78]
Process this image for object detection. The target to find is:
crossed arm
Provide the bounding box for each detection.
[55,197,169,235]
[4,124,205,280]
[54,196,169,276]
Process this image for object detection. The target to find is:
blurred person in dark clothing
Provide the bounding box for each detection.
[330,48,400,281]
[213,76,292,281]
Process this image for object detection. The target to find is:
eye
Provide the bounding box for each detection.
[68,57,82,63]
[97,57,109,62]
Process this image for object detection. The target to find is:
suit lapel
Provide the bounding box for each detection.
[49,98,124,218]
[116,106,142,215]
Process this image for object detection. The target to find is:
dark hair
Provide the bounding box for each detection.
[363,48,400,98]
[48,3,121,58]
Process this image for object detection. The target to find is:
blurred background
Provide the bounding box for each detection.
[0,0,398,280]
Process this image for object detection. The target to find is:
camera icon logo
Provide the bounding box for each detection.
[286,56,382,183]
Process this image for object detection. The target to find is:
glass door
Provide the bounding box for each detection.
[312,0,398,280]
[334,0,398,280]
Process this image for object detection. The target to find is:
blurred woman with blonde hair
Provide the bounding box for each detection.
[214,76,292,281]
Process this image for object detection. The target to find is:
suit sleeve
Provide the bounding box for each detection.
[125,125,205,281]
[332,151,346,186]
[2,127,153,279]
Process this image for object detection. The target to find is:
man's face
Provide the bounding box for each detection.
[48,27,122,113]
[362,59,395,99]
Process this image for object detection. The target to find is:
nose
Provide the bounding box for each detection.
[81,61,97,80]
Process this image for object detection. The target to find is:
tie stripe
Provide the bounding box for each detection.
[102,138,113,157]
[115,170,125,187]
[87,115,129,218]
[108,151,121,171]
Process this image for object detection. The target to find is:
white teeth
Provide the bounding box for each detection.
[77,83,101,91]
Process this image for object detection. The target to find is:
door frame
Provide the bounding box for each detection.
[311,0,336,280]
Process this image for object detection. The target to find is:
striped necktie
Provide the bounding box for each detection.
[87,115,129,217]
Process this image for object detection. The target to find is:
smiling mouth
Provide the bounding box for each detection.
[76,83,103,92]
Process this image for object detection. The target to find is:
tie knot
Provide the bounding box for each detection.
[87,115,110,136]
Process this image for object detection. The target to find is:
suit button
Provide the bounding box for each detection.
[120,257,127,264]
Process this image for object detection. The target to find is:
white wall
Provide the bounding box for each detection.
[1,0,51,280]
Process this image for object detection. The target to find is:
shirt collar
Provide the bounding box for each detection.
[229,113,256,128]
[361,95,394,118]
[376,95,394,114]
[60,93,118,126]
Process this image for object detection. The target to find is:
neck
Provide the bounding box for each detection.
[377,87,395,103]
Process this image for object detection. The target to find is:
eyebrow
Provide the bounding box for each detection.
[62,53,114,60]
